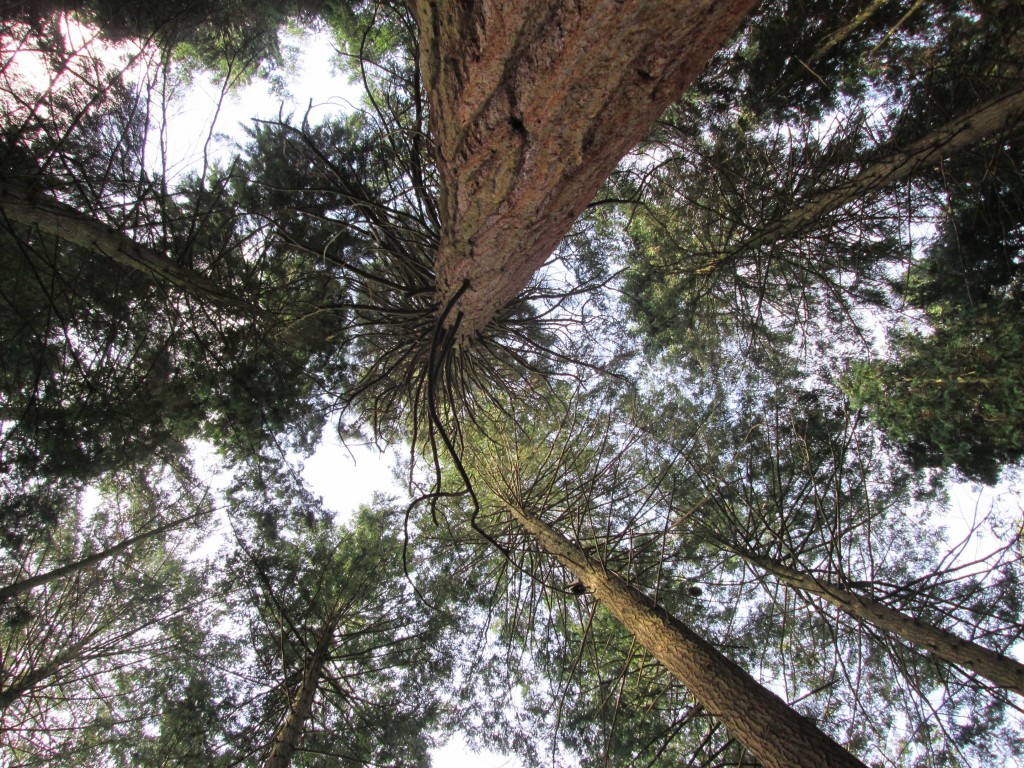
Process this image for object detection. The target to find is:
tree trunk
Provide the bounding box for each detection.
[0,632,94,711]
[729,87,1024,259]
[263,620,336,768]
[505,503,868,768]
[0,181,264,317]
[413,0,756,342]
[805,0,894,68]
[0,511,205,604]
[742,551,1024,697]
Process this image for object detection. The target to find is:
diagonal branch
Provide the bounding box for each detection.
[0,181,267,317]
[726,87,1024,262]
[0,509,207,603]
[739,549,1024,697]
[504,501,868,768]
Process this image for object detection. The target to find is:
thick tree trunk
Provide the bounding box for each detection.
[0,511,204,604]
[742,551,1024,696]
[263,620,335,768]
[505,503,868,768]
[413,0,756,342]
[0,182,264,317]
[730,87,1024,258]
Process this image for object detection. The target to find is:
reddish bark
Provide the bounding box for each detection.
[412,0,756,341]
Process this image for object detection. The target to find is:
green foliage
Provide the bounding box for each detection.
[3,2,1024,766]
[619,115,899,369]
[3,0,329,81]
[846,307,1024,483]
[644,369,1024,766]
[0,470,217,766]
[846,114,1024,482]
[215,466,456,766]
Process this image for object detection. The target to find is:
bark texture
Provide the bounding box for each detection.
[505,504,869,768]
[263,621,336,768]
[412,0,756,341]
[0,182,263,316]
[744,551,1024,697]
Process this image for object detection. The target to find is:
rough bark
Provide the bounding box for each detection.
[263,620,336,768]
[729,87,1024,259]
[505,503,868,768]
[743,551,1024,697]
[0,511,204,604]
[412,0,756,342]
[0,182,264,317]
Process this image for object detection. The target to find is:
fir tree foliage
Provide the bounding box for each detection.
[1,2,1024,767]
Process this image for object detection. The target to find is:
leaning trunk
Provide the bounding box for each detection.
[0,181,264,317]
[505,504,868,768]
[413,0,755,342]
[263,621,335,768]
[742,551,1024,697]
[0,511,205,603]
[728,87,1024,260]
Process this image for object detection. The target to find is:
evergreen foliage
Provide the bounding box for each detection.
[1,2,1023,767]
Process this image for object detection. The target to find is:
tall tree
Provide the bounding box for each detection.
[0,467,207,602]
[449,387,872,768]
[0,466,216,765]
[660,371,1024,763]
[736,549,1024,696]
[501,501,869,768]
[414,0,755,341]
[843,126,1024,480]
[0,19,353,519]
[218,461,455,767]
[617,0,1024,375]
[5,2,1024,765]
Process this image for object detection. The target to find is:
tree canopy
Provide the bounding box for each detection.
[2,1,1023,767]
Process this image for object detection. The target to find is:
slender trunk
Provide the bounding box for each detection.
[0,181,265,317]
[505,504,868,768]
[805,0,894,68]
[730,87,1024,258]
[414,0,756,341]
[742,551,1024,696]
[263,620,336,768]
[0,511,205,604]
[0,632,94,711]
